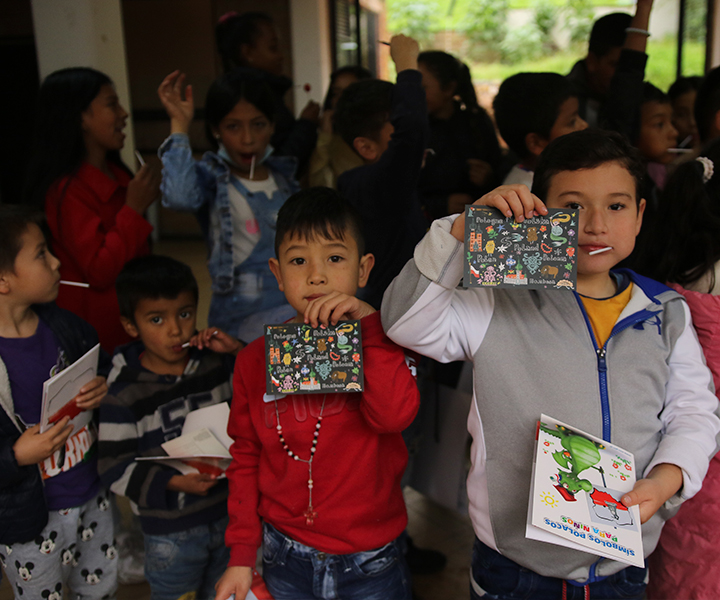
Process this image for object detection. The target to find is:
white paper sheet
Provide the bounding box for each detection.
[40,344,100,434]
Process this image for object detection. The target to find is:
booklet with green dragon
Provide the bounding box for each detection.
[526,415,644,568]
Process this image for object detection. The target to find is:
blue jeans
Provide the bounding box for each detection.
[262,522,412,600]
[144,516,230,600]
[470,538,647,600]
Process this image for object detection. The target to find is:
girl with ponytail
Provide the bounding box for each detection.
[416,50,502,220]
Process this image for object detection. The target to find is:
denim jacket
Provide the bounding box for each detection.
[159,133,300,295]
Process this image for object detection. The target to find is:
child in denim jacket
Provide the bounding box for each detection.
[158,69,300,342]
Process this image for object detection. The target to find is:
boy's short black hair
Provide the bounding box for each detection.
[695,66,720,143]
[274,187,365,256]
[588,12,632,57]
[668,75,703,103]
[333,79,393,150]
[532,129,645,206]
[493,73,574,160]
[642,81,669,105]
[0,205,45,274]
[116,255,199,322]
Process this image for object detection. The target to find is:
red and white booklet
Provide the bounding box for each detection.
[136,403,232,477]
[40,344,100,434]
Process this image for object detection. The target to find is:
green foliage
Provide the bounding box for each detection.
[464,0,509,61]
[500,24,544,64]
[386,0,440,49]
[565,0,594,45]
[685,0,706,42]
[468,38,704,92]
[533,0,559,39]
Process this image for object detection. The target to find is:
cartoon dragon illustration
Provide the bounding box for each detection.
[540,423,606,502]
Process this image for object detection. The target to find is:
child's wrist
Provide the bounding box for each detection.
[170,119,190,135]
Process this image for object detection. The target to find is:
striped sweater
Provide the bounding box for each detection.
[98,341,234,535]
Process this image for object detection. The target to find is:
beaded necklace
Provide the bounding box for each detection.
[274,395,327,525]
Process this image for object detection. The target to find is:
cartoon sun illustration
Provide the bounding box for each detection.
[540,491,559,508]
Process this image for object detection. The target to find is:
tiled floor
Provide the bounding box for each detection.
[0,240,476,600]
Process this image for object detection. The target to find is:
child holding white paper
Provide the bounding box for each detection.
[0,205,116,599]
[381,129,720,600]
[97,255,240,600]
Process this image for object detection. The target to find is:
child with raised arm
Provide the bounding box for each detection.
[381,129,720,600]
[98,255,241,600]
[334,34,428,309]
[158,69,300,343]
[0,205,116,599]
[214,187,420,600]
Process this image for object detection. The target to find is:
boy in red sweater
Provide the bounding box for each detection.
[215,187,420,600]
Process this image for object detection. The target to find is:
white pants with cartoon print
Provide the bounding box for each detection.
[0,490,117,599]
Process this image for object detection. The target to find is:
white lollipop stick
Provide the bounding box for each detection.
[59,280,90,288]
[588,247,613,255]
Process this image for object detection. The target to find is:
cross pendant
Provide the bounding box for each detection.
[304,506,318,525]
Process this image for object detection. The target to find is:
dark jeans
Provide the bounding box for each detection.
[144,515,229,600]
[262,522,412,600]
[470,538,647,600]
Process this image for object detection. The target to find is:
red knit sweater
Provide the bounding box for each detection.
[45,162,153,353]
[226,312,420,566]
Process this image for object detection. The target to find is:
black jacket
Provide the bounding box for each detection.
[337,69,429,309]
[0,303,106,544]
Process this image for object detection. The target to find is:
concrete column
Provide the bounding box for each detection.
[289,0,333,114]
[30,0,136,168]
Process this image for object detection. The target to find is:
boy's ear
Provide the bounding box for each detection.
[268,257,284,291]
[525,132,549,158]
[120,316,139,339]
[352,137,379,163]
[357,253,375,288]
[0,272,10,295]
[635,197,647,235]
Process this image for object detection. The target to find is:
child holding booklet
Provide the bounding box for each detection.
[0,205,115,599]
[381,129,720,599]
[97,255,241,600]
[215,187,420,600]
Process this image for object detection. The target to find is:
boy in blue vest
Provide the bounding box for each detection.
[382,128,720,599]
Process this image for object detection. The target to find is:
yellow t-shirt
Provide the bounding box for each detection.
[579,282,634,348]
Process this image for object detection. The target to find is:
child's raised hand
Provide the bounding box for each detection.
[74,376,107,411]
[450,185,548,242]
[304,292,375,328]
[189,328,243,355]
[126,163,161,214]
[167,473,219,496]
[158,70,194,134]
[13,417,73,467]
[621,463,683,524]
[214,566,253,600]
[390,34,420,73]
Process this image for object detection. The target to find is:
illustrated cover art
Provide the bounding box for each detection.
[464,206,578,290]
[526,415,643,568]
[265,321,363,394]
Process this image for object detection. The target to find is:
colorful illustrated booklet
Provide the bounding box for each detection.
[464,206,578,291]
[265,321,363,395]
[526,415,644,568]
